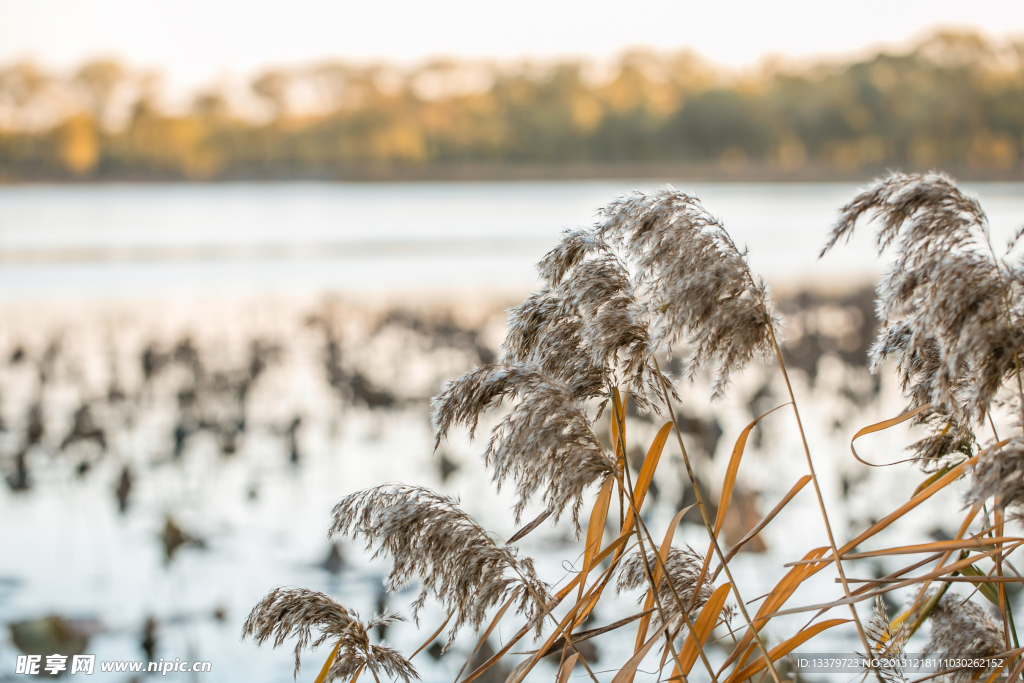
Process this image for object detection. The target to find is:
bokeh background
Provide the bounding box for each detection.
[1,2,1024,681]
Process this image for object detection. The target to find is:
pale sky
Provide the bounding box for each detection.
[2,0,1024,87]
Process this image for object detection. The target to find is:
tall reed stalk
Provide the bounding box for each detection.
[245,173,1024,683]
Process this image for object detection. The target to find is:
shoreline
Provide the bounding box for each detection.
[2,161,1023,186]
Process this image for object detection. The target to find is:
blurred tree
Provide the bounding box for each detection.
[252,70,291,121]
[0,62,48,108]
[1,30,1023,180]
[73,59,126,129]
[56,113,98,174]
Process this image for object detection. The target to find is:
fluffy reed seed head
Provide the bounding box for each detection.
[907,412,975,472]
[241,587,418,682]
[519,229,670,410]
[431,363,616,531]
[502,287,609,403]
[870,321,976,470]
[329,484,548,646]
[925,593,1005,683]
[594,188,778,400]
[864,596,908,683]
[615,545,727,634]
[966,437,1024,514]
[823,172,1024,423]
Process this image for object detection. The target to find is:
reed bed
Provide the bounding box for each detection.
[244,172,1024,683]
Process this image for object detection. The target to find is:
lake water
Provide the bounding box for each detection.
[0,181,1020,682]
[1,180,1022,299]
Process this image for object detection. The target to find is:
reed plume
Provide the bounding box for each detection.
[967,437,1024,513]
[823,172,1024,424]
[925,593,1005,683]
[329,484,548,646]
[502,288,609,403]
[615,546,725,634]
[238,178,1024,683]
[864,596,908,683]
[241,588,418,682]
[505,228,669,411]
[431,363,616,529]
[594,188,779,399]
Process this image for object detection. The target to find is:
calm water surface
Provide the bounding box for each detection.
[0,181,1020,682]
[2,180,1021,298]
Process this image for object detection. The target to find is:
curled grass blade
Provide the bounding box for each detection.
[849,405,933,467]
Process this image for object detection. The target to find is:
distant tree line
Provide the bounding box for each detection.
[1,31,1022,181]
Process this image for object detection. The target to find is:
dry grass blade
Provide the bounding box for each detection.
[557,653,579,683]
[714,475,812,579]
[559,477,615,663]
[578,477,615,604]
[676,583,733,677]
[315,643,341,683]
[849,575,1024,585]
[631,421,674,518]
[723,619,850,683]
[782,538,1020,564]
[718,547,829,674]
[713,405,787,537]
[611,624,669,683]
